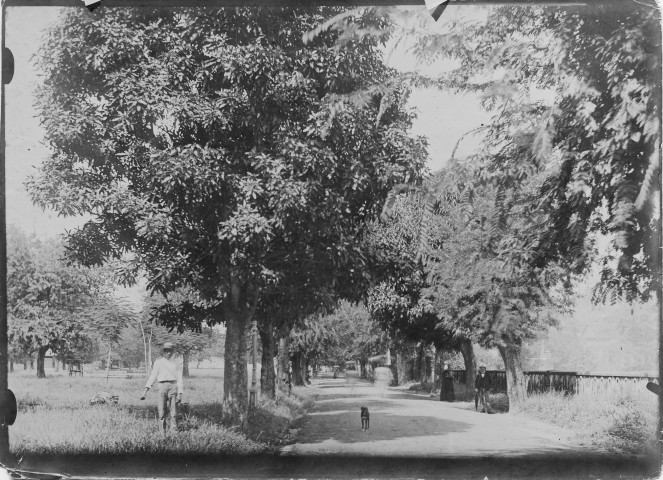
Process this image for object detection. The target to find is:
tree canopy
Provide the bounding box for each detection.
[30,7,428,409]
[321,3,660,302]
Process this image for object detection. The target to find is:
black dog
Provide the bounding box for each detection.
[361,406,370,431]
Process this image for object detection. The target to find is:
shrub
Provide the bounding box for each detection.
[605,398,657,454]
[520,391,657,455]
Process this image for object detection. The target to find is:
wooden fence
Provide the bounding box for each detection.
[576,372,658,404]
[449,370,658,400]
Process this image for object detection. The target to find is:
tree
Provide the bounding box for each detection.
[423,165,572,409]
[115,324,146,369]
[368,192,477,392]
[339,303,387,379]
[408,4,659,409]
[83,298,136,380]
[321,4,660,302]
[7,226,110,378]
[288,314,339,385]
[305,301,385,374]
[326,4,660,409]
[371,159,573,407]
[31,8,426,412]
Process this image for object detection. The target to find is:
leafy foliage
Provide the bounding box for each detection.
[320,4,661,304]
[7,226,112,374]
[289,301,385,367]
[31,8,427,404]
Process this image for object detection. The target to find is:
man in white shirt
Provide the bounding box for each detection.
[140,342,183,433]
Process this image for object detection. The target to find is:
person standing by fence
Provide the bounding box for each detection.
[475,366,492,413]
[140,342,183,433]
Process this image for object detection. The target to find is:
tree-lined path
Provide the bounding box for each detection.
[283,373,591,458]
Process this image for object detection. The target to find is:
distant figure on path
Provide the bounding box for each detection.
[140,342,183,433]
[440,368,455,402]
[475,366,491,413]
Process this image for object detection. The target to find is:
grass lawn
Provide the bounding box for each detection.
[9,368,313,457]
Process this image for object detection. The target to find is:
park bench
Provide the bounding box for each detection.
[69,361,83,377]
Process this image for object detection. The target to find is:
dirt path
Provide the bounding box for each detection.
[282,373,593,458]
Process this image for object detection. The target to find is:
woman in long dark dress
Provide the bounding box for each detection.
[440,369,455,402]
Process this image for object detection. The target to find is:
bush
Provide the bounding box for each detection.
[605,398,656,454]
[520,392,657,455]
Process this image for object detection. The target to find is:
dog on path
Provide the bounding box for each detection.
[361,406,370,431]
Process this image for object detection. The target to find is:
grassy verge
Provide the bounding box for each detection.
[10,372,315,456]
[519,391,657,455]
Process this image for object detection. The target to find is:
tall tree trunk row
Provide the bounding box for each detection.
[258,318,276,399]
[223,307,250,416]
[277,336,289,390]
[459,338,477,401]
[497,339,527,412]
[182,351,190,378]
[36,345,48,378]
[292,350,306,386]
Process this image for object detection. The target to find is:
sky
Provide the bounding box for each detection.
[4,6,490,240]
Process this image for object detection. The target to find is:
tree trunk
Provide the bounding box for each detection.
[258,318,276,400]
[105,345,112,382]
[138,319,150,376]
[222,279,259,420]
[182,351,190,378]
[410,345,417,381]
[292,351,306,386]
[30,359,34,370]
[222,305,251,416]
[390,351,401,386]
[431,346,440,393]
[277,337,286,382]
[497,339,527,412]
[23,361,27,370]
[8,360,13,373]
[360,361,367,379]
[417,343,427,382]
[459,338,477,402]
[36,346,48,378]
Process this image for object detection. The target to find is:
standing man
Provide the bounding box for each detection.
[475,365,492,413]
[140,342,183,433]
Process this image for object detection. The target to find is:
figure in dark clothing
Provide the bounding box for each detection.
[440,369,455,402]
[475,366,491,413]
